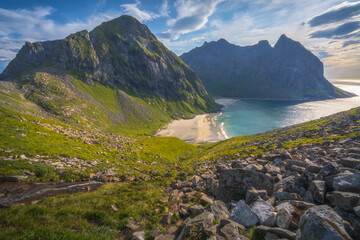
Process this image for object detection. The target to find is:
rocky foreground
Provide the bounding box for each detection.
[130,113,360,239]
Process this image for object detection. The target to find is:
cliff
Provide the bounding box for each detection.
[0,15,217,135]
[180,35,353,100]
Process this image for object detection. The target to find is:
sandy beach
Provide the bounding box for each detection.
[156,114,226,143]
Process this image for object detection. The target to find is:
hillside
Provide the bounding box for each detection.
[1,100,360,239]
[180,35,353,100]
[0,15,217,136]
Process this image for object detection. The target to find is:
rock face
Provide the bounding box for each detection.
[0,15,217,130]
[230,200,259,227]
[297,205,352,240]
[180,35,353,100]
[217,169,274,202]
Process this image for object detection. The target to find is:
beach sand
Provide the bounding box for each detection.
[156,99,236,142]
[156,114,225,143]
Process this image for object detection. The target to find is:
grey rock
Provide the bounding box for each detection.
[245,188,268,204]
[160,212,173,225]
[297,205,352,240]
[276,208,292,229]
[189,205,205,217]
[275,192,301,201]
[339,158,360,168]
[256,225,296,240]
[210,200,230,220]
[230,200,259,227]
[333,191,360,211]
[333,172,360,192]
[264,232,280,240]
[354,206,360,217]
[217,169,274,202]
[275,202,295,215]
[177,211,214,240]
[251,199,276,227]
[218,223,245,240]
[317,162,340,179]
[308,180,325,203]
[132,231,145,240]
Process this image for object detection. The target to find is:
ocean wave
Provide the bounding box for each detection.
[220,122,229,139]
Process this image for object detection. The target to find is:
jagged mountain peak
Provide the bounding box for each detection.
[0,15,217,133]
[180,35,352,100]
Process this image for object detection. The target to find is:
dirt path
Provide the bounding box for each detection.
[0,181,103,208]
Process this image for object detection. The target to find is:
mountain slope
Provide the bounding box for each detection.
[0,15,217,135]
[180,35,353,100]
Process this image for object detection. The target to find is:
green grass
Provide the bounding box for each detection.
[1,78,360,239]
[0,181,167,240]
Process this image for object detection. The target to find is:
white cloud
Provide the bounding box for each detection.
[159,0,224,40]
[0,0,163,70]
[120,0,159,21]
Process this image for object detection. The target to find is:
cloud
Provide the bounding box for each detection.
[310,21,360,38]
[316,50,333,58]
[343,39,360,47]
[159,0,224,40]
[160,0,170,17]
[0,1,163,70]
[308,1,360,27]
[120,0,159,21]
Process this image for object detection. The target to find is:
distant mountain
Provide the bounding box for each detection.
[180,35,353,100]
[0,15,217,135]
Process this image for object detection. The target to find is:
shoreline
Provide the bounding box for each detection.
[155,113,227,143]
[156,98,234,143]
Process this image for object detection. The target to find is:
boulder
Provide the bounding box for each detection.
[210,200,230,220]
[200,194,214,205]
[297,205,352,240]
[230,200,259,227]
[333,191,360,211]
[317,162,340,179]
[218,222,246,240]
[217,169,274,202]
[264,232,279,240]
[160,212,173,225]
[245,188,268,204]
[339,158,360,168]
[275,192,301,201]
[308,180,325,203]
[354,206,360,217]
[251,199,276,227]
[275,202,295,215]
[132,231,145,240]
[264,164,281,175]
[177,211,214,240]
[276,208,292,229]
[333,172,360,193]
[189,205,205,217]
[256,225,296,240]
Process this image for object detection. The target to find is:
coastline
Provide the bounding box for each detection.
[156,98,235,143]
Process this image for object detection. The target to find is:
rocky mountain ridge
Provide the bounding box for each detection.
[0,15,217,134]
[180,35,353,100]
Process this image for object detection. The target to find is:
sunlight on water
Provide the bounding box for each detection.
[215,80,360,137]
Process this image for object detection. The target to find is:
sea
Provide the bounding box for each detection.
[214,79,360,138]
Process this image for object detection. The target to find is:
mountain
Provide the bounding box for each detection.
[180,35,353,100]
[0,15,217,135]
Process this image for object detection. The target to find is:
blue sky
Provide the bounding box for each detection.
[1,0,359,78]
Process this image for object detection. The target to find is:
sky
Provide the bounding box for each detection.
[0,0,359,79]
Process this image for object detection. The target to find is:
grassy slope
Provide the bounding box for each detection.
[0,68,216,138]
[1,99,360,239]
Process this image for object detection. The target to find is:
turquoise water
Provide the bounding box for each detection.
[215,80,360,138]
